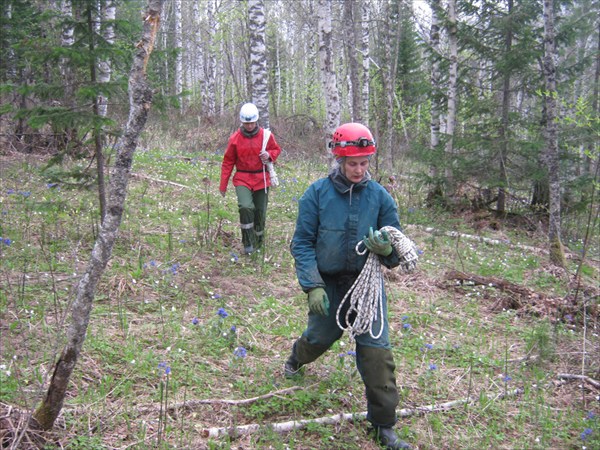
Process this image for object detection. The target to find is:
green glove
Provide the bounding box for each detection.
[307,288,329,316]
[363,227,393,256]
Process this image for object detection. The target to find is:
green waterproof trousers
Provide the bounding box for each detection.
[290,336,399,428]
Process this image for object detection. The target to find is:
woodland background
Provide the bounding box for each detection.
[0,0,599,449]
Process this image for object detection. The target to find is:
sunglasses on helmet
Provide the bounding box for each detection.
[328,137,375,149]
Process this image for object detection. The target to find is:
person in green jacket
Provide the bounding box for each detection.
[284,123,413,449]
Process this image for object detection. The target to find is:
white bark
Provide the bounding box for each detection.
[97,0,116,117]
[317,0,340,143]
[205,0,217,115]
[360,1,370,126]
[174,0,183,110]
[444,0,458,189]
[248,0,270,128]
[429,0,442,184]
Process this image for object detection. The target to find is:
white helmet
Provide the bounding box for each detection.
[239,103,259,123]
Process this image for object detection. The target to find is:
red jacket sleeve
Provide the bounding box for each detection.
[219,133,238,192]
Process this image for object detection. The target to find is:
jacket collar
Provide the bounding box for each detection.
[329,167,370,201]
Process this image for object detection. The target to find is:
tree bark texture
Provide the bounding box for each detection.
[542,0,567,267]
[32,0,165,430]
[248,0,270,128]
[317,0,340,142]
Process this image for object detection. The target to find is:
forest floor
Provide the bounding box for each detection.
[0,140,599,449]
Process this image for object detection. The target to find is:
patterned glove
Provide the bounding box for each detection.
[259,150,270,164]
[307,288,329,316]
[363,227,393,256]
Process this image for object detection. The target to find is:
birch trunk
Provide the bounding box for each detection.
[32,0,165,430]
[248,0,270,128]
[317,0,340,144]
[174,0,183,110]
[428,0,443,201]
[205,0,217,116]
[542,0,566,267]
[359,1,370,126]
[97,0,115,118]
[343,0,361,123]
[497,0,513,214]
[444,0,458,195]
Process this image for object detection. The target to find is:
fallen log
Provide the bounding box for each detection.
[200,388,523,438]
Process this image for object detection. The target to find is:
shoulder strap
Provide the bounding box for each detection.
[262,129,271,152]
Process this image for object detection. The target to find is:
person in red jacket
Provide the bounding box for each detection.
[219,103,281,255]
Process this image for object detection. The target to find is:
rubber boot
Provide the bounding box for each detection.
[356,346,412,449]
[373,426,413,449]
[284,336,330,379]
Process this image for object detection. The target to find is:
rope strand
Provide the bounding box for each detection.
[335,226,418,341]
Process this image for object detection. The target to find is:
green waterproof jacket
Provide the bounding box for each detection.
[291,168,402,292]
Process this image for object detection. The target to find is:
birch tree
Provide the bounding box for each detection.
[32,0,165,430]
[343,0,361,123]
[444,0,458,195]
[317,0,340,143]
[204,0,217,116]
[97,0,115,118]
[174,0,183,110]
[360,1,370,126]
[248,0,270,128]
[427,0,443,202]
[541,0,567,267]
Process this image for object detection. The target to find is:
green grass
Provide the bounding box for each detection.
[0,135,598,449]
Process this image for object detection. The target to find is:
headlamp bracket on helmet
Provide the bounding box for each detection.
[328,137,376,149]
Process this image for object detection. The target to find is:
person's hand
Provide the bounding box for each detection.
[220,190,226,198]
[259,150,270,164]
[307,288,329,316]
[363,227,393,256]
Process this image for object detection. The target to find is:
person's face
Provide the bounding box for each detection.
[342,156,370,183]
[242,121,257,131]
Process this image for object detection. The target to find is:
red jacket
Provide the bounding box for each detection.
[219,128,282,192]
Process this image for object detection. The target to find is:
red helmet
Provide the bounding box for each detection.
[329,123,376,157]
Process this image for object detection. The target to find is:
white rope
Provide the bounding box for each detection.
[335,226,418,341]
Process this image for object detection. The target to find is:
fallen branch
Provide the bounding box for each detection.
[168,386,303,411]
[136,385,304,416]
[131,172,188,188]
[201,388,523,438]
[557,373,600,389]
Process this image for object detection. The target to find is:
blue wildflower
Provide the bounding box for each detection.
[425,343,433,349]
[158,362,167,369]
[502,374,512,382]
[429,363,437,370]
[150,260,157,267]
[234,346,247,358]
[165,366,171,375]
[586,411,595,420]
[403,323,411,330]
[347,350,356,357]
[230,325,237,333]
[217,307,228,318]
[3,238,11,246]
[417,249,424,255]
[338,352,346,358]
[212,293,222,299]
[47,183,58,188]
[20,191,31,197]
[230,252,239,262]
[192,317,199,325]
[401,315,409,321]
[580,428,592,440]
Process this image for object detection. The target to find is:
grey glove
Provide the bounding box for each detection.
[363,227,393,256]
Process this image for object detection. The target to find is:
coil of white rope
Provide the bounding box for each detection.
[335,226,418,341]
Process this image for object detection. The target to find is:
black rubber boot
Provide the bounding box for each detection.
[373,426,413,449]
[284,352,303,379]
[284,336,330,379]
